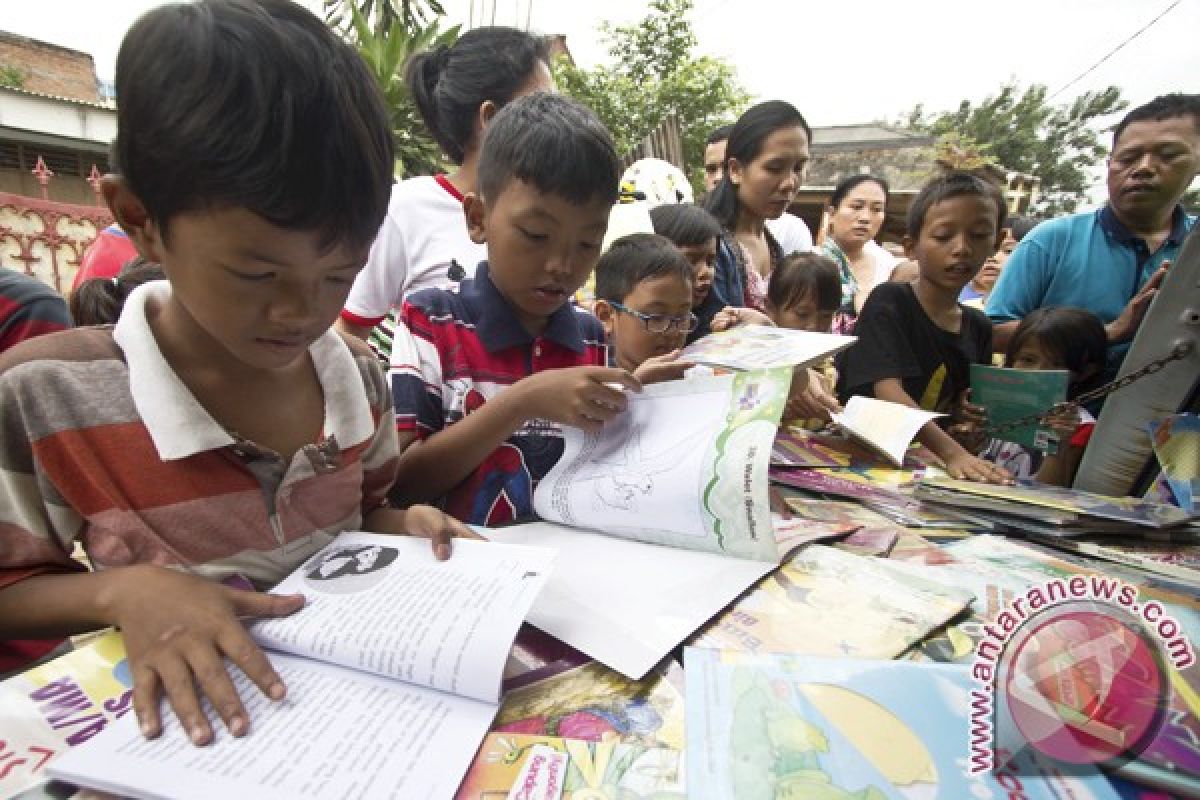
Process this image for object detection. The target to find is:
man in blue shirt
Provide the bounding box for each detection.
[987,94,1199,374]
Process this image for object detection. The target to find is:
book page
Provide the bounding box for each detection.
[831,396,943,467]
[252,534,553,702]
[970,364,1067,449]
[479,522,775,680]
[680,324,855,370]
[533,371,788,562]
[48,653,496,800]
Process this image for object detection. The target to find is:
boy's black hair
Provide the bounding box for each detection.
[478,92,620,206]
[1112,93,1200,148]
[766,252,842,314]
[649,203,722,248]
[406,27,549,165]
[594,233,693,303]
[69,257,166,327]
[703,100,811,229]
[1005,215,1040,242]
[706,124,734,146]
[113,0,393,252]
[829,174,890,209]
[906,171,1005,240]
[1006,307,1108,397]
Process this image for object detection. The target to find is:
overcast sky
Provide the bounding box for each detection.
[5,0,1198,201]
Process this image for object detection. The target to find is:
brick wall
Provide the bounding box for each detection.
[0,32,98,103]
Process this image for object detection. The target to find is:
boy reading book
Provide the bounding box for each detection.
[388,92,641,525]
[592,232,697,383]
[0,0,470,748]
[837,171,1013,484]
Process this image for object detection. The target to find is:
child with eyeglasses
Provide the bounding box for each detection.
[592,233,699,383]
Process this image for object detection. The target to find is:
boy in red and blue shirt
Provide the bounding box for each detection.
[389,93,640,525]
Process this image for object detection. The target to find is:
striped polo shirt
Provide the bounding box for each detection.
[0,268,71,354]
[389,261,607,527]
[0,281,399,593]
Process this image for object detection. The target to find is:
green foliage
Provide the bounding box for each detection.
[1183,187,1200,214]
[904,82,1127,214]
[0,64,26,89]
[553,0,749,193]
[336,1,459,177]
[324,0,445,34]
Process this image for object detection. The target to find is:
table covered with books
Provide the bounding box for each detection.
[2,379,1198,800]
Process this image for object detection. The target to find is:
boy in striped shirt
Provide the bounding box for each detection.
[0,0,469,747]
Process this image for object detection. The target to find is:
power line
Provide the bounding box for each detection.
[1048,0,1181,99]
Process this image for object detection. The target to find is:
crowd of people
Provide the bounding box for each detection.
[0,0,1196,749]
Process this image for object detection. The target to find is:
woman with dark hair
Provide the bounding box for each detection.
[821,174,895,333]
[338,27,554,361]
[701,101,811,326]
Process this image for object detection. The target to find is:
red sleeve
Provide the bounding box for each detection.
[1069,421,1095,449]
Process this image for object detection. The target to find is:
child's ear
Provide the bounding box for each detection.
[592,299,617,336]
[726,157,743,186]
[477,100,499,131]
[101,175,165,263]
[463,192,487,245]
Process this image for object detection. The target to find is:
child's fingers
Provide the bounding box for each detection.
[156,653,214,746]
[588,367,642,394]
[216,621,289,705]
[186,642,250,738]
[131,662,164,739]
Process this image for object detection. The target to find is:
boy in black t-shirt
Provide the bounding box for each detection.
[838,172,1012,484]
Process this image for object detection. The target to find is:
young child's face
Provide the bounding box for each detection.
[597,272,693,372]
[142,206,366,371]
[976,229,1017,291]
[1011,339,1063,372]
[467,179,611,334]
[767,291,835,333]
[906,195,999,294]
[677,237,717,308]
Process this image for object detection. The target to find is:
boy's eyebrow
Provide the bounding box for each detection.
[233,248,361,270]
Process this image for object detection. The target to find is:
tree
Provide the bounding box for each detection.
[553,0,749,193]
[1183,187,1200,214]
[904,82,1127,215]
[327,0,458,178]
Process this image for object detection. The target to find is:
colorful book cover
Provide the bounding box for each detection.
[971,364,1068,450]
[770,466,917,505]
[680,324,854,371]
[1150,414,1200,513]
[921,477,1194,529]
[690,545,970,659]
[0,631,131,798]
[493,659,686,751]
[455,733,686,800]
[685,650,1121,800]
[771,428,935,470]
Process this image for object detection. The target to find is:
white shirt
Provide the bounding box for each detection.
[765,212,815,255]
[863,239,900,288]
[341,175,487,327]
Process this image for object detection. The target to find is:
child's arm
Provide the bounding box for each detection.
[1032,406,1088,487]
[632,350,694,384]
[0,568,303,745]
[874,378,1012,484]
[390,365,642,507]
[362,505,485,559]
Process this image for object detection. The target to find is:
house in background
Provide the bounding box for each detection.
[0,31,115,293]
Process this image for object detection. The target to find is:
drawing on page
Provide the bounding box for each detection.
[573,421,697,512]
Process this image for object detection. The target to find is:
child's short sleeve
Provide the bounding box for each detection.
[837,283,920,401]
[0,361,87,590]
[388,300,446,439]
[347,342,400,513]
[341,206,408,327]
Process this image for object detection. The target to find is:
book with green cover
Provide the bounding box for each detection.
[970,364,1068,449]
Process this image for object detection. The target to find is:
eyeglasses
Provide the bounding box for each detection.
[609,302,698,334]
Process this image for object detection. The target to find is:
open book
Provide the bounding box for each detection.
[680,323,854,370]
[48,534,553,800]
[481,370,848,679]
[831,395,944,467]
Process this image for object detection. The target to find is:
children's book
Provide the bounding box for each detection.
[47,534,553,800]
[684,650,1122,800]
[830,395,945,467]
[485,370,848,679]
[970,364,1068,450]
[689,545,971,659]
[772,426,936,469]
[1150,413,1200,513]
[769,465,917,503]
[679,324,854,370]
[455,732,686,800]
[1023,534,1200,587]
[918,476,1195,530]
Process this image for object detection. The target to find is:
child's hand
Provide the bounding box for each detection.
[513,366,641,432]
[1041,403,1082,439]
[711,307,773,331]
[943,449,1014,485]
[784,368,840,421]
[950,389,988,452]
[632,350,694,385]
[107,566,304,746]
[401,504,484,560]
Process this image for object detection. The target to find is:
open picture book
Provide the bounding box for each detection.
[48,533,553,800]
[831,395,944,467]
[679,323,854,370]
[481,370,849,680]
